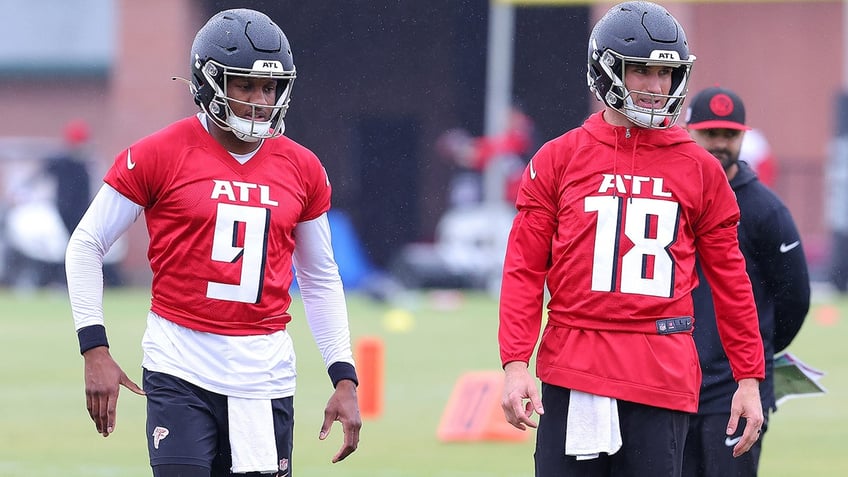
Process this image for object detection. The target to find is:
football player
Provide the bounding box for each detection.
[498,2,765,476]
[66,9,360,477]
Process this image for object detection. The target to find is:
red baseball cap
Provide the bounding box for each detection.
[685,86,751,131]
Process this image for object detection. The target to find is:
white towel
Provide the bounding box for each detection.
[564,390,623,460]
[228,397,278,474]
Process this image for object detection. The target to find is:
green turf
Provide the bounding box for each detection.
[0,286,845,476]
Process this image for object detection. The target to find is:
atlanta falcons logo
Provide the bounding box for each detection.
[152,426,170,449]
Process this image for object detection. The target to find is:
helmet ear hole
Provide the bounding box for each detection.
[193,79,213,107]
[275,79,292,104]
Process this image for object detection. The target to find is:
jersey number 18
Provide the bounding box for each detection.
[584,196,680,298]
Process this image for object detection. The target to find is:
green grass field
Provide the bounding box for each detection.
[0,286,845,476]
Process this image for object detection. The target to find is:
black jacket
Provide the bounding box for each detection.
[693,161,810,414]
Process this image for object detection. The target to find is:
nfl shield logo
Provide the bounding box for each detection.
[277,458,289,476]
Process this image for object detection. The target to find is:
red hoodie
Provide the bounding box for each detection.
[498,111,764,412]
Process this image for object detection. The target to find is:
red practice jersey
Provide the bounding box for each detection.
[104,116,331,336]
[498,112,765,412]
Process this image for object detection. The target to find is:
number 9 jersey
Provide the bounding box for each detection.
[104,115,331,336]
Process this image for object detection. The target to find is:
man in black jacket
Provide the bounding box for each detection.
[682,86,811,477]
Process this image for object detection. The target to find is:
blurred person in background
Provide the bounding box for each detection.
[1,119,123,288]
[739,128,777,188]
[66,8,360,477]
[436,104,536,206]
[43,119,124,286]
[47,119,92,241]
[683,86,810,477]
[498,3,764,476]
[39,119,93,285]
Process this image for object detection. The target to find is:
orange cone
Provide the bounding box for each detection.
[437,370,529,442]
[354,336,384,419]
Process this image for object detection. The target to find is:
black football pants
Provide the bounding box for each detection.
[535,382,689,477]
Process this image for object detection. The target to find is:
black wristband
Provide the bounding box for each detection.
[328,361,358,388]
[77,324,109,355]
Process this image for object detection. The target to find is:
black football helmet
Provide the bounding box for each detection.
[190,9,296,142]
[587,1,694,129]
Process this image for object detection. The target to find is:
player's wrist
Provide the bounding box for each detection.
[77,324,109,355]
[737,377,761,387]
[503,360,529,372]
[328,361,358,388]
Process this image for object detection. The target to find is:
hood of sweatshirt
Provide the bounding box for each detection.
[576,111,700,200]
[580,110,695,149]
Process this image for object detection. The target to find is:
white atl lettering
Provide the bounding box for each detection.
[597,174,672,198]
[210,180,279,206]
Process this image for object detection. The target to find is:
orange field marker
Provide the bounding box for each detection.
[354,336,384,419]
[437,370,529,442]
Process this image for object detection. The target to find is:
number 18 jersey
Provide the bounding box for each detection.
[499,111,765,412]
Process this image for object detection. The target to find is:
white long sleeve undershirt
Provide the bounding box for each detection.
[66,183,142,331]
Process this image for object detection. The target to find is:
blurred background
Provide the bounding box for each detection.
[0,0,844,294]
[2,2,848,476]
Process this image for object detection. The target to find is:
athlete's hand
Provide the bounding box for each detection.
[82,346,145,437]
[727,378,764,457]
[501,361,544,430]
[319,379,361,463]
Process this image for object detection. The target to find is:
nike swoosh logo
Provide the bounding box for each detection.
[779,241,800,253]
[126,149,136,170]
[725,435,742,447]
[529,159,537,180]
